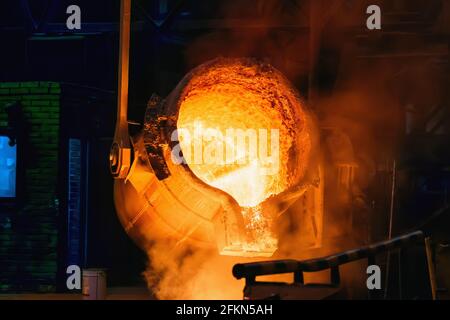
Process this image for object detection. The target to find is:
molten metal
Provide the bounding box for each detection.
[176,58,313,254]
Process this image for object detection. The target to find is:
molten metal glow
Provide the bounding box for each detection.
[176,59,309,254]
[177,60,299,207]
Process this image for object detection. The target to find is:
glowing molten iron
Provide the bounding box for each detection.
[176,59,312,254]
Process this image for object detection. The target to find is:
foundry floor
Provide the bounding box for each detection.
[0,287,154,300]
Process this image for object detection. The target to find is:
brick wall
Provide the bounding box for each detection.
[0,81,60,292]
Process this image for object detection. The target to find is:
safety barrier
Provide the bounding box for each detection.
[233,231,432,299]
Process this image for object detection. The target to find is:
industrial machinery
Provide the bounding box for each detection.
[112,59,323,257]
[110,0,361,260]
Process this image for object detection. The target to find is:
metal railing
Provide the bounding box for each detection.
[233,230,433,299]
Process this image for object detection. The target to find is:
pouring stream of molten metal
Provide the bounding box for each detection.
[176,60,304,253]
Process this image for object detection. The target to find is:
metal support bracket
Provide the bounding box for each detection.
[110,0,132,179]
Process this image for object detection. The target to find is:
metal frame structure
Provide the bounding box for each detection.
[233,230,435,300]
[110,0,132,179]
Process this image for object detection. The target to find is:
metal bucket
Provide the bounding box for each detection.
[82,269,107,300]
